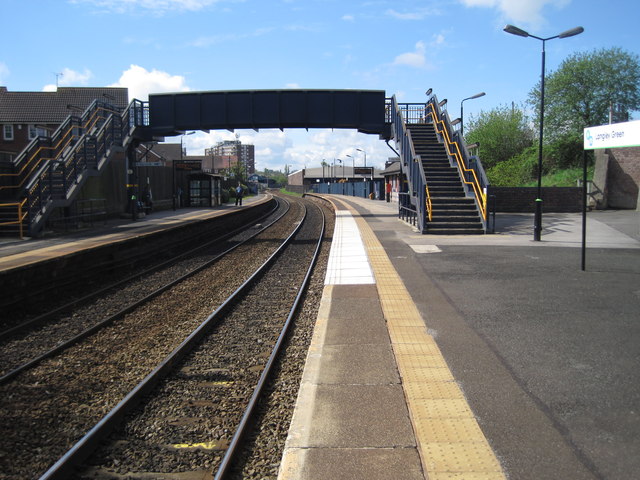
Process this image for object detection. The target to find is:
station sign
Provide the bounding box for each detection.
[584,120,640,150]
[137,162,163,167]
[354,167,374,175]
[174,160,202,171]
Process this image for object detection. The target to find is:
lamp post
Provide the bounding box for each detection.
[504,24,584,241]
[174,131,194,210]
[356,148,366,167]
[460,92,485,137]
[346,154,355,179]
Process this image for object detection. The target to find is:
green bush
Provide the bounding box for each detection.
[487,146,538,186]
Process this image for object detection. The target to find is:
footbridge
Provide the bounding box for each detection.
[0,89,489,237]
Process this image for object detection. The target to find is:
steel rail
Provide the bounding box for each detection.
[0,197,289,385]
[214,200,325,479]
[38,199,309,480]
[0,196,280,341]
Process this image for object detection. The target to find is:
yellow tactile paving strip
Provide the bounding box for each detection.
[332,197,506,480]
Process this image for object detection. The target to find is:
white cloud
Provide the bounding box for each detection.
[0,62,9,84]
[42,67,93,91]
[385,7,440,20]
[60,67,93,85]
[190,27,274,48]
[178,127,392,173]
[342,14,355,22]
[110,64,190,100]
[459,0,571,28]
[393,41,428,69]
[70,0,230,15]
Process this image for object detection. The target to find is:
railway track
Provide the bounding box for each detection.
[0,194,333,480]
[0,198,288,382]
[0,196,277,327]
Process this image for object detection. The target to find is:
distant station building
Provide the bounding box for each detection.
[287,165,385,197]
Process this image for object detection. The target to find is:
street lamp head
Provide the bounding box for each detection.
[558,26,584,38]
[503,24,530,38]
[471,92,486,100]
[425,88,433,96]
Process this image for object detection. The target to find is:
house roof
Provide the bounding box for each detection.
[382,160,401,175]
[139,143,182,161]
[0,86,129,123]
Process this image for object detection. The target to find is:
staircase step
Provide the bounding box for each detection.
[426,227,485,235]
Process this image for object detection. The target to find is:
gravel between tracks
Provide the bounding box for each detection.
[0,199,306,480]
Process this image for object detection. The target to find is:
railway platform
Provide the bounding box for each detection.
[279,195,640,480]
[0,194,269,274]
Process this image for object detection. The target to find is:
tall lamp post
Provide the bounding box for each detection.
[346,154,355,179]
[504,24,583,241]
[460,92,485,137]
[356,148,369,181]
[356,148,366,168]
[173,131,195,210]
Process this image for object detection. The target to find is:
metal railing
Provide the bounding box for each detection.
[387,96,432,232]
[0,199,27,238]
[425,96,489,221]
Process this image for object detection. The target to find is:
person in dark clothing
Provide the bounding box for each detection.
[235,184,243,206]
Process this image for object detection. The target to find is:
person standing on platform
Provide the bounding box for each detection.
[235,184,243,206]
[385,181,392,202]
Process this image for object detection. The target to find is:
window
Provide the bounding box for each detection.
[3,124,14,141]
[28,125,48,140]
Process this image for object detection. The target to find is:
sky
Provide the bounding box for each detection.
[1,0,639,172]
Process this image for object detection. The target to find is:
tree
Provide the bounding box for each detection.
[465,104,535,169]
[229,159,246,183]
[528,47,640,140]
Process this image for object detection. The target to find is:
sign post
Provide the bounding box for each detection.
[582,119,640,270]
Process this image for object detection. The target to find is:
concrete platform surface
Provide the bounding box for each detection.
[279,196,639,480]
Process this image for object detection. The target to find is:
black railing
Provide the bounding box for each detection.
[388,96,429,232]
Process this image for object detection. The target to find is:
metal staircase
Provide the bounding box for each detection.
[0,99,148,237]
[408,123,484,234]
[389,94,490,234]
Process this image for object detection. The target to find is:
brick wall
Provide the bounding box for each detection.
[488,187,582,213]
[607,147,640,209]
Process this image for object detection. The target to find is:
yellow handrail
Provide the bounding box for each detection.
[425,184,433,221]
[0,198,27,238]
[426,107,487,219]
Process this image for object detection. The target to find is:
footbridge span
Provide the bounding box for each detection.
[146,89,390,139]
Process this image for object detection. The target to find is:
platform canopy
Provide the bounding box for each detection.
[148,89,391,139]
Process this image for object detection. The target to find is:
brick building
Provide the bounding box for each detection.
[203,139,255,175]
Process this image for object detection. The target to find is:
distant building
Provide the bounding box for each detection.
[204,139,255,175]
[287,165,383,186]
[0,86,128,162]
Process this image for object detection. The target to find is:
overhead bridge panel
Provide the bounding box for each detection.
[149,89,389,138]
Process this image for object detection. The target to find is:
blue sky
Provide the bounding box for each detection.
[2,0,639,171]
